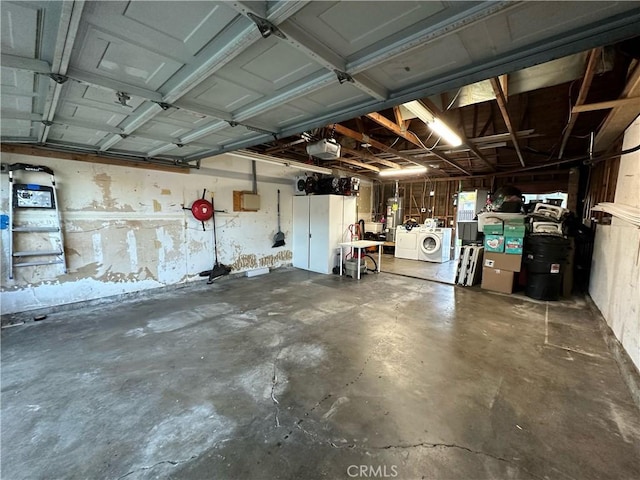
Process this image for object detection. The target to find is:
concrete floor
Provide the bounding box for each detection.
[2,268,639,480]
[380,254,458,284]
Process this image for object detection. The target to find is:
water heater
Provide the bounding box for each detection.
[386,196,403,242]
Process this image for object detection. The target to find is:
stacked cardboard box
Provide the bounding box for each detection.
[482,217,525,293]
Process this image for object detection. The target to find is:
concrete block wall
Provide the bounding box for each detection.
[590,115,640,371]
[0,153,300,314]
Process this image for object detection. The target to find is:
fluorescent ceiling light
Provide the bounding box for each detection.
[402,100,462,147]
[227,150,332,175]
[379,166,427,177]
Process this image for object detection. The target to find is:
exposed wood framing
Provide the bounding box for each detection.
[335,156,380,172]
[490,77,525,167]
[572,96,640,113]
[1,144,191,173]
[265,138,307,154]
[594,63,640,151]
[393,106,408,128]
[420,99,496,172]
[333,123,436,171]
[340,146,401,169]
[472,104,479,138]
[499,74,508,98]
[558,47,601,159]
[479,104,494,137]
[360,115,472,175]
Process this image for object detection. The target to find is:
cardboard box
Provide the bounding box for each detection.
[484,223,504,234]
[505,237,524,254]
[484,235,505,253]
[483,252,522,272]
[504,224,526,237]
[482,267,516,293]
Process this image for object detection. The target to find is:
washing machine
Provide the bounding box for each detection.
[417,227,452,262]
[394,225,419,260]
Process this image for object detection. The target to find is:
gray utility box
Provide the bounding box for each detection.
[344,258,367,278]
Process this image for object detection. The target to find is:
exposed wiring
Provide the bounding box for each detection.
[446,88,462,110]
[584,142,640,166]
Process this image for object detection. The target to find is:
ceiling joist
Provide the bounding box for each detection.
[362,113,471,176]
[490,77,526,167]
[419,99,497,172]
[572,96,640,113]
[558,47,601,159]
[594,62,640,151]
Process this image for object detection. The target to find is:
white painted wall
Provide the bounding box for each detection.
[1,153,306,314]
[590,115,640,371]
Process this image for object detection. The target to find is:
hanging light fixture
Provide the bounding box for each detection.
[402,100,462,147]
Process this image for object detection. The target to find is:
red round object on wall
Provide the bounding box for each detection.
[191,198,213,221]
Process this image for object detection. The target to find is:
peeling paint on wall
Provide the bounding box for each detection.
[1,152,298,314]
[230,251,293,271]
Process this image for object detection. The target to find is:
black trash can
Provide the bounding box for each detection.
[526,273,564,300]
[524,235,570,300]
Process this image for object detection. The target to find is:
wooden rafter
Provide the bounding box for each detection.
[333,123,440,172]
[335,156,380,172]
[362,114,471,175]
[490,77,525,167]
[340,145,401,169]
[393,106,408,128]
[419,99,497,172]
[572,97,640,113]
[264,138,307,154]
[558,47,601,159]
[594,62,640,151]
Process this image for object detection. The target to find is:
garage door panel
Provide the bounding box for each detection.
[215,36,324,96]
[57,103,128,128]
[1,68,34,93]
[188,75,263,112]
[249,104,312,129]
[122,1,235,56]
[505,1,635,46]
[159,108,211,129]
[1,93,33,112]
[61,82,146,118]
[153,144,205,157]
[133,120,190,139]
[111,136,164,153]
[72,25,184,90]
[48,124,109,145]
[1,119,34,137]
[194,132,230,147]
[289,1,447,58]
[366,35,471,91]
[1,1,39,58]
[305,83,370,110]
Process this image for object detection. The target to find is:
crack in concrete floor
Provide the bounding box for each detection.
[117,456,197,479]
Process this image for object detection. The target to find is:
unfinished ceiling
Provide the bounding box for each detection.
[2,1,640,172]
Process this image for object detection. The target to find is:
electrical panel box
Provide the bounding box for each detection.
[242,193,260,210]
[233,191,260,211]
